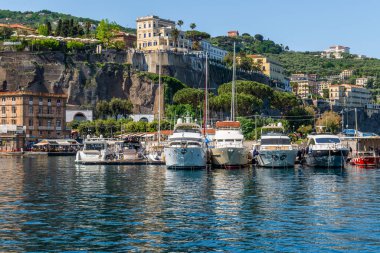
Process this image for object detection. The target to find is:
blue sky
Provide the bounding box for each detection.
[1,0,379,57]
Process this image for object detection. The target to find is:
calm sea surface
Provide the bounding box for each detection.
[1,156,380,252]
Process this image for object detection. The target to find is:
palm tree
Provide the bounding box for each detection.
[190,23,196,30]
[177,20,184,30]
[171,27,180,52]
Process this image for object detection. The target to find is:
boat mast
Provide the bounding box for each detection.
[158,51,161,144]
[355,108,358,153]
[203,53,209,136]
[231,42,236,122]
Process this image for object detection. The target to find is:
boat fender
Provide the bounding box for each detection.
[272,155,279,161]
[280,154,287,160]
[228,148,234,152]
[181,148,187,154]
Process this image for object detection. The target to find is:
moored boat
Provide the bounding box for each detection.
[303,134,349,168]
[164,118,207,169]
[211,121,248,168]
[350,151,378,167]
[75,136,114,163]
[254,123,297,168]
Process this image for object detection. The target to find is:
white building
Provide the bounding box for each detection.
[200,40,228,62]
[356,77,369,87]
[329,84,372,108]
[321,45,350,59]
[130,114,155,123]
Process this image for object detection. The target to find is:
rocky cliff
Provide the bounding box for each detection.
[0,50,270,114]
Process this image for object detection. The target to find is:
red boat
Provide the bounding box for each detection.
[350,151,378,167]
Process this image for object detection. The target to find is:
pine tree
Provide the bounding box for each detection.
[55,19,62,36]
[45,21,52,35]
[62,19,70,37]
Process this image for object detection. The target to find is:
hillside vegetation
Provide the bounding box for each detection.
[267,52,380,78]
[0,9,135,33]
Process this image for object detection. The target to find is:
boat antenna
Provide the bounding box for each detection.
[231,42,236,122]
[203,52,209,137]
[158,51,161,145]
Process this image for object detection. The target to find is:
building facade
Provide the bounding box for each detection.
[356,77,369,87]
[329,84,372,108]
[0,91,67,142]
[227,31,239,37]
[290,74,318,98]
[247,55,286,84]
[111,32,137,49]
[200,40,228,62]
[321,45,350,59]
[136,15,191,51]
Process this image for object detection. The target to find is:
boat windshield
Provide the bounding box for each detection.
[315,138,340,144]
[174,128,200,134]
[261,138,291,145]
[85,143,105,150]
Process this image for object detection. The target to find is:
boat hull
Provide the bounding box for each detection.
[211,147,248,168]
[256,150,297,168]
[75,150,107,163]
[304,149,349,168]
[164,147,206,169]
[350,156,377,167]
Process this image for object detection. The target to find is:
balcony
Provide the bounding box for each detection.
[38,102,43,106]
[38,126,54,130]
[11,113,17,118]
[56,127,62,131]
[29,101,33,105]
[37,113,54,118]
[48,102,52,106]
[28,126,34,130]
[28,113,34,117]
[1,113,6,118]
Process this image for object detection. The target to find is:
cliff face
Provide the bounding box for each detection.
[0,50,271,114]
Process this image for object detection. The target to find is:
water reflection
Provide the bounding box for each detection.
[0,158,380,251]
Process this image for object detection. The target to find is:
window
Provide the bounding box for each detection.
[144,33,146,38]
[11,97,15,101]
[56,120,61,127]
[11,119,16,125]
[1,119,5,124]
[1,107,5,114]
[57,108,61,115]
[47,107,52,114]
[29,119,33,126]
[57,99,61,106]
[38,120,42,126]
[143,23,146,28]
[148,23,151,28]
[29,96,33,102]
[39,97,43,102]
[148,33,151,37]
[48,98,51,103]
[12,107,16,113]
[38,106,43,114]
[29,107,33,114]
[1,97,5,102]
[47,120,51,127]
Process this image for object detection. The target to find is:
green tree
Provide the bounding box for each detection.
[190,23,196,30]
[173,88,203,108]
[254,34,264,42]
[177,20,184,29]
[37,24,49,36]
[45,21,52,35]
[109,98,133,119]
[55,19,62,36]
[85,21,91,36]
[95,100,110,119]
[62,19,70,37]
[0,27,13,40]
[96,19,119,45]
[185,30,210,50]
[316,111,341,133]
[171,27,180,51]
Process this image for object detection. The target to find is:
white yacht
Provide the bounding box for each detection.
[75,135,114,163]
[304,134,349,168]
[254,124,297,168]
[164,118,207,169]
[211,121,248,168]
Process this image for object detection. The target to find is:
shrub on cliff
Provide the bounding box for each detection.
[66,41,85,51]
[30,39,60,51]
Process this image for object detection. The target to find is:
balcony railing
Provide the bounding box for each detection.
[38,126,54,130]
[56,127,62,131]
[28,126,34,130]
[1,113,6,118]
[37,113,54,118]
[11,113,17,118]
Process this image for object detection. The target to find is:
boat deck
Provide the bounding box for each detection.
[76,159,165,165]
